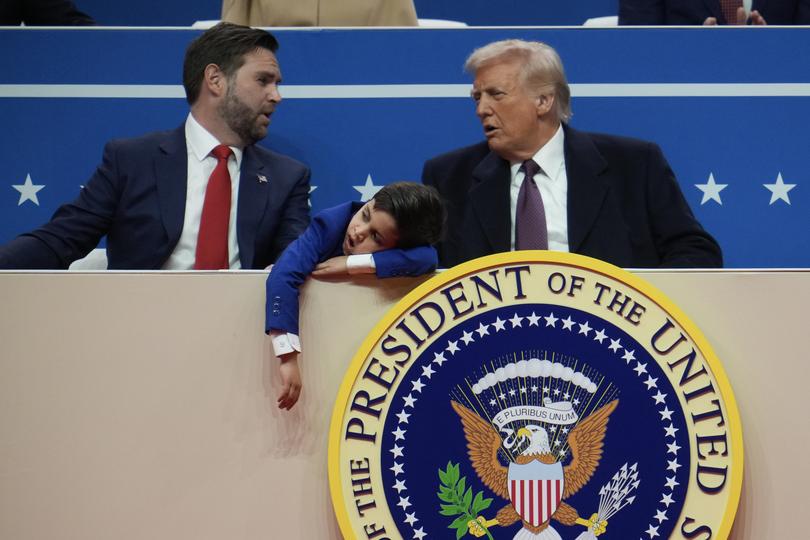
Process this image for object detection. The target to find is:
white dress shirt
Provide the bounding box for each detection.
[162,113,243,270]
[509,124,569,253]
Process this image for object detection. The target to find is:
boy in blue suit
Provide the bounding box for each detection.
[266,182,445,409]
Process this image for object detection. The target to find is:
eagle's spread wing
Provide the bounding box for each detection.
[563,399,619,498]
[450,401,509,499]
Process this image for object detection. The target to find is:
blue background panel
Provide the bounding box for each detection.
[4,28,810,85]
[2,28,808,267]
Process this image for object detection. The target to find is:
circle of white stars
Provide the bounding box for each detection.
[385,309,686,540]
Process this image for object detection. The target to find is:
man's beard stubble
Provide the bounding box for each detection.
[217,87,264,146]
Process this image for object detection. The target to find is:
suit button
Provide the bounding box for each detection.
[273,309,280,315]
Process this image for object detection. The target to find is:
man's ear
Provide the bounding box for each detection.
[203,63,227,98]
[536,93,555,117]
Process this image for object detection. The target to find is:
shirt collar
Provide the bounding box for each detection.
[185,113,243,166]
[510,123,565,181]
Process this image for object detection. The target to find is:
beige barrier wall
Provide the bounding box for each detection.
[0,270,806,539]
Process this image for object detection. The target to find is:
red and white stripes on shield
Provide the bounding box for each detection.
[510,478,563,526]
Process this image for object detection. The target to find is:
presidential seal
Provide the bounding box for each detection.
[329,252,742,540]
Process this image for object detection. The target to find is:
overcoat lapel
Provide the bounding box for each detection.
[564,126,609,254]
[469,151,512,253]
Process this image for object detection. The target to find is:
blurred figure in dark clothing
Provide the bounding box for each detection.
[1,0,96,25]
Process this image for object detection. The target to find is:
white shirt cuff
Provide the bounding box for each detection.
[346,254,376,274]
[270,330,301,357]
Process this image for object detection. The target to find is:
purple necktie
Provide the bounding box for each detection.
[515,159,548,250]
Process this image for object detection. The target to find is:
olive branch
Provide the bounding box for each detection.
[437,461,494,539]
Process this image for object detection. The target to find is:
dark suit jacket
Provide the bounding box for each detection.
[0,126,311,269]
[265,201,438,334]
[0,0,96,25]
[422,125,722,269]
[619,0,810,24]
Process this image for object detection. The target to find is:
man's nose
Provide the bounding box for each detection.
[269,84,282,103]
[475,96,491,118]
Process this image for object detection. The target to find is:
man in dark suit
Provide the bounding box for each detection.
[422,39,721,269]
[619,0,810,25]
[0,22,310,270]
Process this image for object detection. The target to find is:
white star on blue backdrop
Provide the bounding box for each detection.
[12,174,45,206]
[695,173,727,205]
[763,173,796,205]
[353,174,382,202]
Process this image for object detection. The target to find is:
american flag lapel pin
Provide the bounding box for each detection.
[257,174,268,184]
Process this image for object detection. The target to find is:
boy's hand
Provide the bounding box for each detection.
[313,256,349,276]
[277,354,302,410]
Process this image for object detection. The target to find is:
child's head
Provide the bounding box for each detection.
[343,182,445,255]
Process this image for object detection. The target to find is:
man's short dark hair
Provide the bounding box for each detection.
[373,182,446,249]
[183,22,279,105]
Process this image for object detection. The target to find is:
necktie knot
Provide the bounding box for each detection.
[522,159,540,180]
[211,144,232,162]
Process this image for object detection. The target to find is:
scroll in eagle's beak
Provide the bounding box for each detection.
[517,427,532,440]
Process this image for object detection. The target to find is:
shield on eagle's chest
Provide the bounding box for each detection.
[507,460,564,527]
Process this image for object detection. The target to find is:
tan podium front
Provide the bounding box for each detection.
[0,270,806,539]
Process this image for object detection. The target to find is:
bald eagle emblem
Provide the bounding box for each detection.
[451,398,621,539]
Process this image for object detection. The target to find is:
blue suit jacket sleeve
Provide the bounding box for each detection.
[265,202,438,335]
[372,246,438,278]
[265,204,348,335]
[0,139,122,269]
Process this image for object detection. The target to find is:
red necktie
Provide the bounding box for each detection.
[195,144,233,269]
[719,0,743,24]
[515,159,548,250]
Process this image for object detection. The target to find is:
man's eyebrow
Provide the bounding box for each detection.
[257,69,281,81]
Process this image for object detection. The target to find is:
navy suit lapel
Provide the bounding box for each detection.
[564,126,609,254]
[155,127,188,251]
[469,151,512,253]
[236,146,270,269]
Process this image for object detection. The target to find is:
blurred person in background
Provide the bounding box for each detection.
[1,0,95,25]
[619,0,810,25]
[221,0,418,26]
